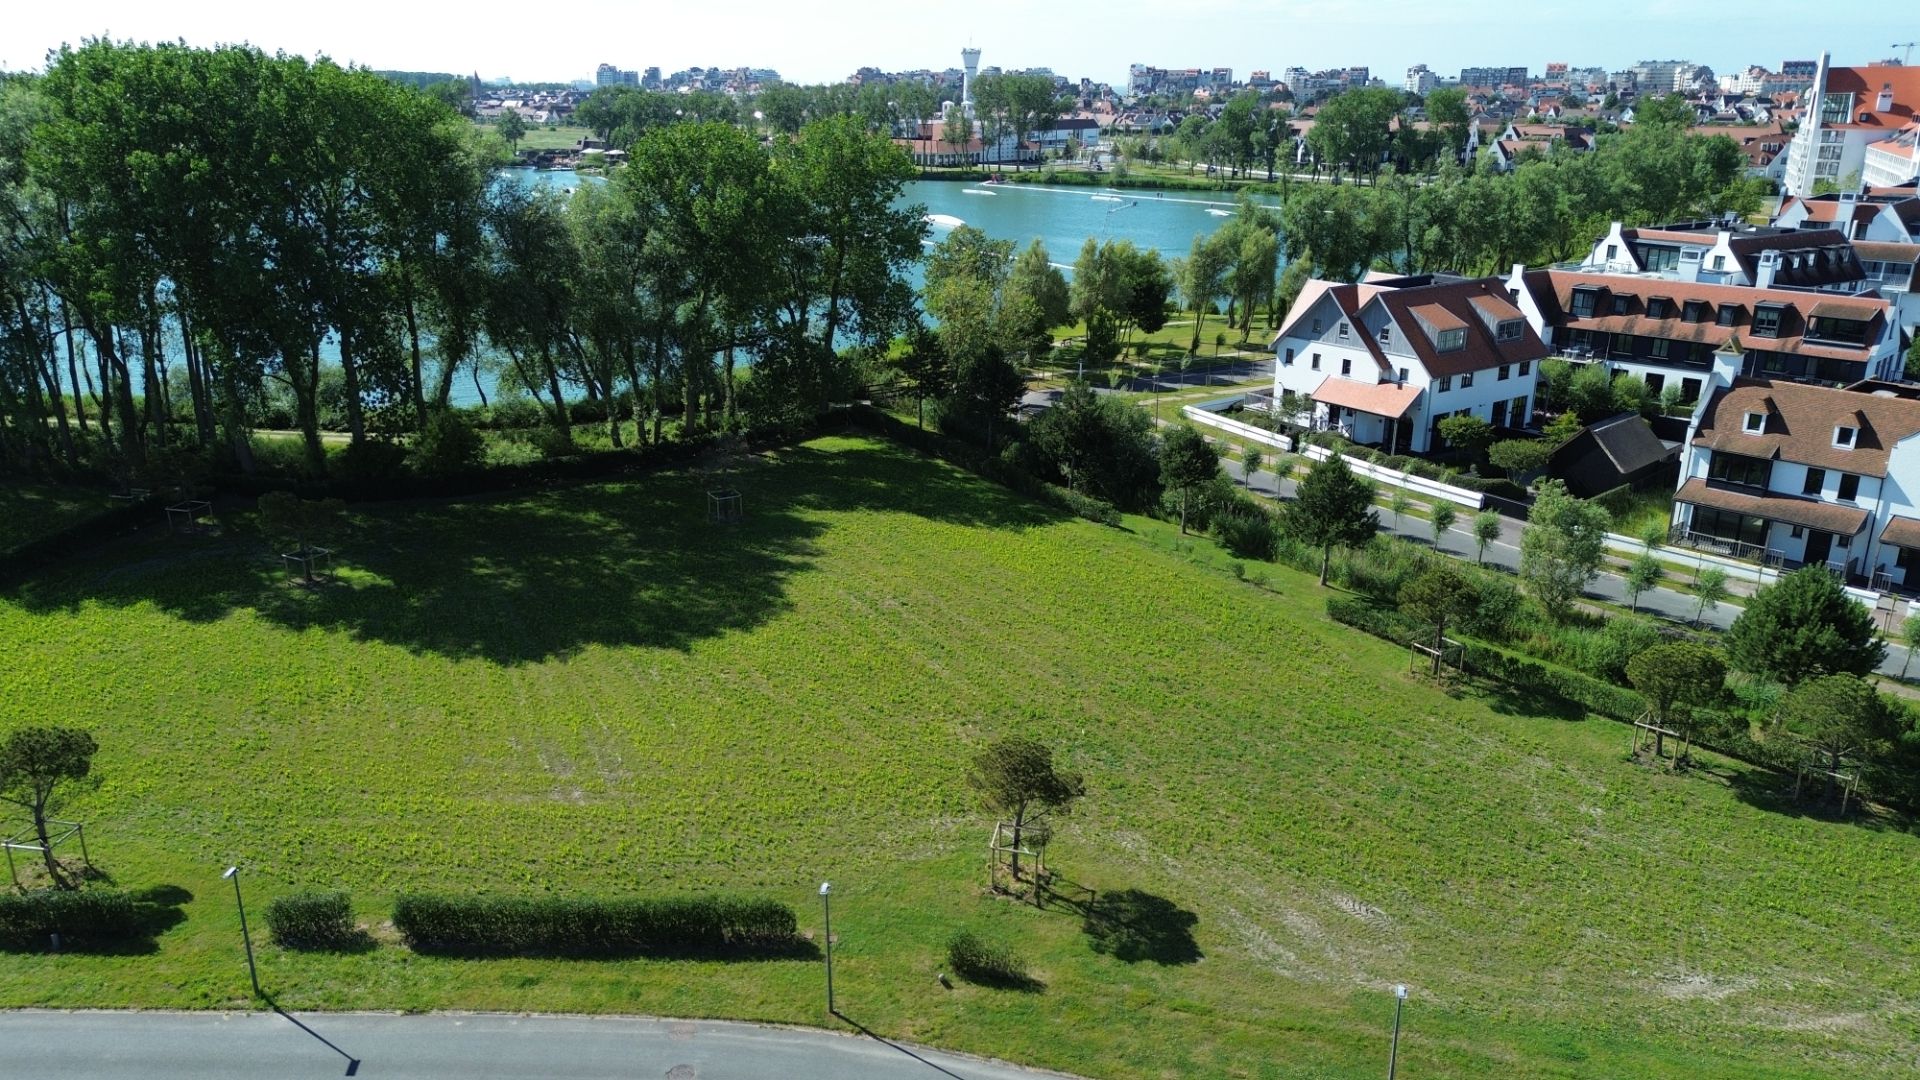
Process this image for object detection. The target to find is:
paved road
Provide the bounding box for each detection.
[0,1010,1081,1080]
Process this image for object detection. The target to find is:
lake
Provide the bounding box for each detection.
[83,171,1280,409]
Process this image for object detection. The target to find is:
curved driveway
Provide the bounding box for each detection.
[0,1010,1086,1080]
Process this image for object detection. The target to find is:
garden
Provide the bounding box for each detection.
[2,435,1917,1079]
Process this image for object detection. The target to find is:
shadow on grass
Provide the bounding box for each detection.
[1468,678,1589,723]
[1725,768,1906,832]
[400,936,822,962]
[5,441,1058,665]
[1078,888,1202,965]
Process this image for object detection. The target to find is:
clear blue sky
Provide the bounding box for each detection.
[5,0,1896,86]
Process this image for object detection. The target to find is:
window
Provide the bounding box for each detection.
[1683,299,1709,323]
[1379,326,1392,345]
[1708,452,1771,488]
[1460,372,1475,389]
[1498,364,1511,381]
[1285,348,1295,365]
[1647,297,1672,319]
[1651,337,1671,359]
[1808,316,1869,345]
[1790,525,1805,539]
[1716,304,1739,327]
[1570,288,1600,317]
[1519,360,1532,377]
[1834,425,1857,449]
[1312,317,1323,333]
[1635,245,1680,272]
[1496,319,1524,342]
[1743,411,1765,433]
[1341,358,1352,376]
[1438,328,1466,352]
[1338,321,1351,340]
[1683,377,1702,402]
[1802,467,1825,495]
[1711,254,1726,271]
[1610,295,1631,316]
[1838,473,1860,501]
[1646,373,1665,394]
[1689,506,1768,547]
[1438,375,1453,392]
[1605,243,1619,260]
[1311,353,1321,370]
[1397,367,1409,383]
[1752,304,1784,338]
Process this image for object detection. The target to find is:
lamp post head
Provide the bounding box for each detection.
[223,866,239,880]
[818,881,831,897]
[1394,984,1408,1000]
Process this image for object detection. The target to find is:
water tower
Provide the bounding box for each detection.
[961,46,982,114]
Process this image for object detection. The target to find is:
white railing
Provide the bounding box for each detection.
[1295,443,1486,510]
[1180,403,1293,452]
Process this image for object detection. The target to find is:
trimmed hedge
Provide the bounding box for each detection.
[0,889,140,950]
[946,930,1033,988]
[391,893,800,958]
[265,890,358,950]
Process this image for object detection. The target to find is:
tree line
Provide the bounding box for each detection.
[0,41,928,481]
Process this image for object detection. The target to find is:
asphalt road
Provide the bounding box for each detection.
[0,1010,1081,1080]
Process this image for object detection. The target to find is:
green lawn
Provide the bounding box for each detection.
[503,123,593,152]
[0,483,114,553]
[0,435,1914,1078]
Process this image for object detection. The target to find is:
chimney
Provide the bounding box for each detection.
[1756,249,1780,289]
[1878,83,1895,113]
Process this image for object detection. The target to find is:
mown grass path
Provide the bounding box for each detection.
[0,436,1914,1079]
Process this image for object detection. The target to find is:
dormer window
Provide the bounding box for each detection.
[1379,326,1392,345]
[1610,295,1630,316]
[1716,303,1740,327]
[1683,299,1709,323]
[1437,328,1466,352]
[1743,411,1765,433]
[1338,321,1351,340]
[1752,303,1784,338]
[1570,287,1601,317]
[1496,319,1523,342]
[1647,297,1672,319]
[1833,425,1857,449]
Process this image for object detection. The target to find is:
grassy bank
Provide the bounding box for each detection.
[0,436,1913,1078]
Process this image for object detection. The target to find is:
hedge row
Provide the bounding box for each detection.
[1325,596,1645,720]
[391,893,800,958]
[849,406,1121,527]
[0,889,140,950]
[265,890,358,950]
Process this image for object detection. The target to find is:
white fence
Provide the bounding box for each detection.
[1180,401,1485,510]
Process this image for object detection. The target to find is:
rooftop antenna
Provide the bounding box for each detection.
[1895,42,1918,65]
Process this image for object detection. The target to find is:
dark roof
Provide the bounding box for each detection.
[1692,377,1920,477]
[1882,516,1920,549]
[1676,478,1870,534]
[1585,413,1676,475]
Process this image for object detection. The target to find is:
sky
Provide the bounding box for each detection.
[3,0,1898,87]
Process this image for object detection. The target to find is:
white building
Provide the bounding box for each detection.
[1672,352,1920,588]
[1781,53,1920,196]
[1271,274,1548,454]
[1405,64,1438,95]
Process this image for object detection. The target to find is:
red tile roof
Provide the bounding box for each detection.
[1826,65,1920,127]
[1881,516,1920,549]
[1310,377,1423,419]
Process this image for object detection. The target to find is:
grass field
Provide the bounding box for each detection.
[1,435,1916,1078]
[0,484,114,553]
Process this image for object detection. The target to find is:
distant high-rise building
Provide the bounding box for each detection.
[1544,62,1568,80]
[961,46,982,113]
[595,62,639,87]
[642,66,662,89]
[1460,65,1528,88]
[1780,59,1819,79]
[1405,63,1438,94]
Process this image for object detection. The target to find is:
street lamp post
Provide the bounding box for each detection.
[224,866,261,998]
[818,881,835,1016]
[1387,983,1408,1080]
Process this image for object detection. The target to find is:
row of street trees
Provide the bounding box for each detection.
[0,42,928,480]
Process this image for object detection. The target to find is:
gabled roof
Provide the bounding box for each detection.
[1585,413,1675,475]
[1692,377,1920,477]
[1311,378,1422,419]
[1825,65,1920,128]
[1369,276,1548,378]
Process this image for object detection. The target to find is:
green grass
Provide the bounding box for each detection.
[0,435,1915,1078]
[0,483,114,553]
[500,123,594,152]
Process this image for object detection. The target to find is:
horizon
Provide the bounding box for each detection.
[5,0,1896,87]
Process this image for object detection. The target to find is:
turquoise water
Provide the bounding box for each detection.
[90,171,1279,408]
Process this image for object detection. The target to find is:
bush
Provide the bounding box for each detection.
[945,930,1033,987]
[0,889,140,950]
[391,893,799,958]
[1040,484,1121,527]
[1214,505,1279,560]
[1325,595,1424,645]
[411,412,486,476]
[1461,642,1646,720]
[331,439,410,482]
[265,890,358,950]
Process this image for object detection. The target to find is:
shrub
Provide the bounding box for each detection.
[1325,595,1424,645]
[391,893,799,958]
[0,889,139,950]
[1214,505,1279,560]
[412,412,485,476]
[265,890,358,950]
[1461,642,1645,721]
[945,930,1033,987]
[1041,484,1122,527]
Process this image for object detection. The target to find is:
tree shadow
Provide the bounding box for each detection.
[1078,888,1202,965]
[1467,678,1588,722]
[4,440,1057,666]
[1725,768,1905,832]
